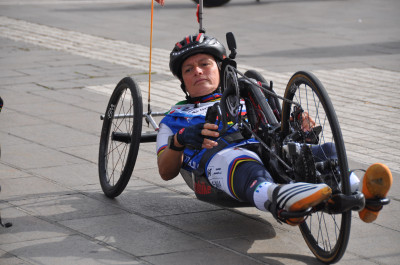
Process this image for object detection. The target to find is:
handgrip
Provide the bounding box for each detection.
[226,32,237,59]
[205,103,228,135]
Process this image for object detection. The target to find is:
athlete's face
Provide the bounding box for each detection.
[181,53,220,98]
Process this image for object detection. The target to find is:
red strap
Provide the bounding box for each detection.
[196,4,200,23]
[196,33,203,42]
[186,35,191,44]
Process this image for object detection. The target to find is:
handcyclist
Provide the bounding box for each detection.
[156,33,392,225]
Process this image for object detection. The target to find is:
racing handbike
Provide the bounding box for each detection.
[97,32,388,264]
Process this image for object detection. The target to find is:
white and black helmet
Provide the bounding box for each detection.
[169,33,227,78]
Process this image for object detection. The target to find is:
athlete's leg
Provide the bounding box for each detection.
[206,147,332,225]
[311,142,337,162]
[232,161,332,225]
[311,143,361,192]
[230,160,273,208]
[310,143,393,223]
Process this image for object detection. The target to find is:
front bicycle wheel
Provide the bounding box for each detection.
[98,77,143,198]
[281,71,351,263]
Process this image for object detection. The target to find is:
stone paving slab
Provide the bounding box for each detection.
[0,175,72,201]
[11,193,128,223]
[7,123,98,149]
[1,234,144,265]
[1,142,84,170]
[142,246,267,265]
[58,144,99,164]
[0,163,31,180]
[30,163,99,189]
[90,179,220,218]
[0,203,73,245]
[58,213,210,257]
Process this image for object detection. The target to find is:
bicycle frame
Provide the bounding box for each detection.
[100,111,163,143]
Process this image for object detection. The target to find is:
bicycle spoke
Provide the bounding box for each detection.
[282,72,350,263]
[99,77,142,198]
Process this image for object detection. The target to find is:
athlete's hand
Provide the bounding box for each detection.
[201,123,219,149]
[155,0,165,6]
[301,112,315,132]
[176,123,219,149]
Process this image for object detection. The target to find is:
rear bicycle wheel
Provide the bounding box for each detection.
[281,71,351,263]
[98,77,143,198]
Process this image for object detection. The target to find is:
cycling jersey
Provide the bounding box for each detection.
[156,93,262,199]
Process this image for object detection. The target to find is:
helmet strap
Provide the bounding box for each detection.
[180,82,188,96]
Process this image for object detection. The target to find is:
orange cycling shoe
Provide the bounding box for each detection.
[359,163,392,223]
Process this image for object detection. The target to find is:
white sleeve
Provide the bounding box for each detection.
[156,123,174,155]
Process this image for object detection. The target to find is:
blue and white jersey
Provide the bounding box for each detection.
[156,93,259,173]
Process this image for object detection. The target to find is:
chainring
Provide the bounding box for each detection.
[222,65,241,122]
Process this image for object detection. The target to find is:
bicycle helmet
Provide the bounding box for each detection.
[170,33,227,78]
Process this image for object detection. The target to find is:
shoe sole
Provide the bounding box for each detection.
[362,163,392,199]
[359,163,392,223]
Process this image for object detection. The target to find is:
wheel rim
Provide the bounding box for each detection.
[104,85,135,189]
[282,72,351,263]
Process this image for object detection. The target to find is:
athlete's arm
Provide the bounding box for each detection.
[157,123,219,181]
[157,133,184,181]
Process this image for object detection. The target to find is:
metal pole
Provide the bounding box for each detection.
[199,0,205,33]
[148,0,154,114]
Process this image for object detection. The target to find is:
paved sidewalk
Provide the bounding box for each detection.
[1,1,400,264]
[1,15,399,171]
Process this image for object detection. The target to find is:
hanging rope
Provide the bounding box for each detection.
[148,0,154,114]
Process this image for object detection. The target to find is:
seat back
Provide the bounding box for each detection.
[181,169,251,207]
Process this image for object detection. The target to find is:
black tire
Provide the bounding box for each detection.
[242,81,278,127]
[98,77,143,198]
[221,65,278,132]
[244,70,281,122]
[244,69,268,83]
[193,0,230,7]
[281,71,351,263]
